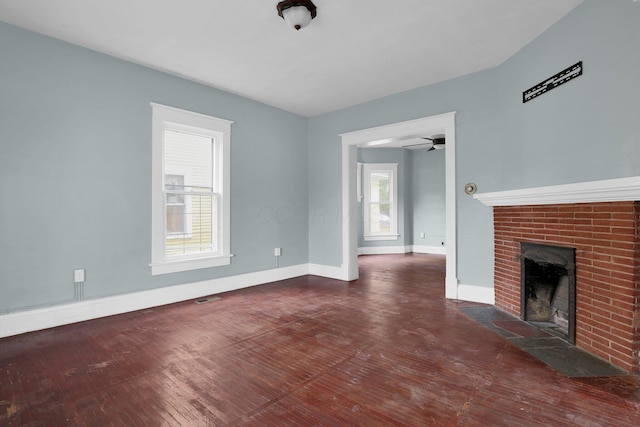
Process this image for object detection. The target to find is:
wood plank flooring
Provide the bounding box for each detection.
[1,253,639,426]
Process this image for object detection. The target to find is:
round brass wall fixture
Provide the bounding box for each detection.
[464,183,477,195]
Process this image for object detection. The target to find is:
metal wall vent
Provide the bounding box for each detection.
[195,296,221,304]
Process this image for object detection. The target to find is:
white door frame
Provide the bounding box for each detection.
[340,112,458,299]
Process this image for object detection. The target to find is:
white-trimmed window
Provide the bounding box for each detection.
[362,163,399,241]
[150,103,233,275]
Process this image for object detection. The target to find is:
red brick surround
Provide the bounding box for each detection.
[494,201,640,372]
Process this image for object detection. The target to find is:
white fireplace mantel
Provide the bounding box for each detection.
[473,176,640,207]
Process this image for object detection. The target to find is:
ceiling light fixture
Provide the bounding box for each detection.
[277,0,317,31]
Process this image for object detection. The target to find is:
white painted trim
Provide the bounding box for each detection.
[149,103,234,126]
[1,264,307,338]
[357,246,446,255]
[341,143,360,281]
[339,112,457,144]
[356,162,363,202]
[0,259,481,338]
[308,264,349,281]
[149,255,232,275]
[473,176,640,206]
[363,235,400,241]
[412,245,447,255]
[456,284,495,305]
[444,122,458,299]
[341,112,458,298]
[358,246,411,255]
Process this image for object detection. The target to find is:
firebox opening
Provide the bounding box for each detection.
[521,242,576,344]
[524,259,569,336]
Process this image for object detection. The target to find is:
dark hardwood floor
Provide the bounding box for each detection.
[2,254,639,426]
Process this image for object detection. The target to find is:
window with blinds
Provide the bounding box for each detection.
[150,103,233,275]
[362,163,399,241]
[163,130,217,258]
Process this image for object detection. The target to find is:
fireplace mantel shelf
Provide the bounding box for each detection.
[473,176,640,207]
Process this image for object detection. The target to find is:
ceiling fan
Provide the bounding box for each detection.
[402,135,445,151]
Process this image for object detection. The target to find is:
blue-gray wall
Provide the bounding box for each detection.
[357,147,446,249]
[0,21,309,313]
[308,0,640,288]
[1,0,638,312]
[410,148,446,248]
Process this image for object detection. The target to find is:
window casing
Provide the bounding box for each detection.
[150,103,233,275]
[362,163,399,241]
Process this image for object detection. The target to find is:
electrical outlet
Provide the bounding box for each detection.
[274,247,281,257]
[420,232,426,239]
[74,269,85,283]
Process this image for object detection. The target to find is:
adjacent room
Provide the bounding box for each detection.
[1,0,639,425]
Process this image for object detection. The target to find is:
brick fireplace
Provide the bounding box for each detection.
[474,178,640,373]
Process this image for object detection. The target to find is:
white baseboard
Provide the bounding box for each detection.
[455,284,495,305]
[358,246,411,255]
[308,263,348,281]
[0,263,496,339]
[445,276,459,300]
[0,264,310,339]
[412,245,447,255]
[357,245,446,256]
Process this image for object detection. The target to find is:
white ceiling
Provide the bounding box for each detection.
[0,0,583,117]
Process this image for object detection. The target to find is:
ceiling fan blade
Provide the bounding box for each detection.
[402,142,432,148]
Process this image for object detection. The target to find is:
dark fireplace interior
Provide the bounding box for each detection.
[521,242,576,344]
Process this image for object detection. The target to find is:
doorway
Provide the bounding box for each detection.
[340,112,458,299]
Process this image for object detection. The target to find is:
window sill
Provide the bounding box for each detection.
[150,254,232,275]
[363,234,400,241]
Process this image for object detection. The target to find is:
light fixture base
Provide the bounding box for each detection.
[277,0,317,30]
